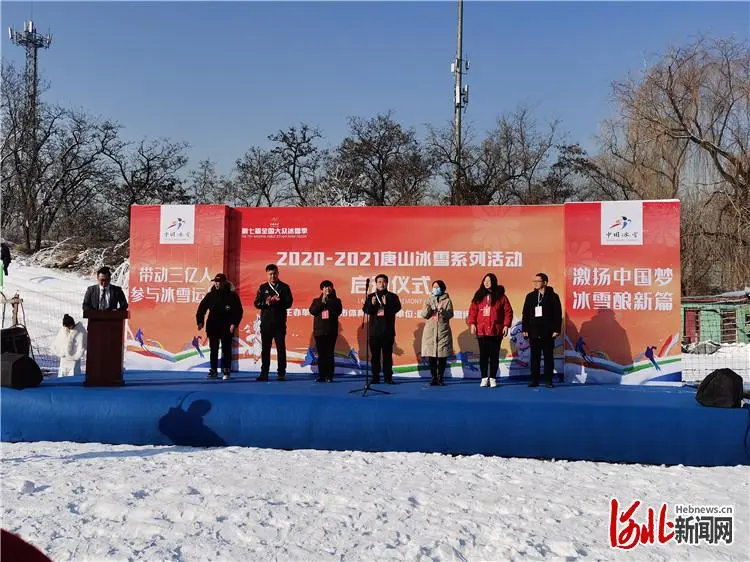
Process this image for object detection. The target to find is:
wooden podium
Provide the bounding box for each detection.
[83,309,128,387]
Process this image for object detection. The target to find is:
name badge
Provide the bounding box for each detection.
[535,305,543,318]
[321,310,329,320]
[482,306,491,317]
[377,309,385,317]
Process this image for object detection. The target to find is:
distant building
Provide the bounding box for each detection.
[681,288,749,344]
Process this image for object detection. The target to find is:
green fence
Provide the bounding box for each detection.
[681,301,750,382]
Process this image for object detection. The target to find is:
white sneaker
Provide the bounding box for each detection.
[480,378,489,387]
[489,378,497,388]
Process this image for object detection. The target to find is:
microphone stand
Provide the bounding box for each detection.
[350,280,389,397]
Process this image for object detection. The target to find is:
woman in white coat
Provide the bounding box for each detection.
[52,314,87,376]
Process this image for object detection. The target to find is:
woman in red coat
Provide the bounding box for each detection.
[467,273,514,387]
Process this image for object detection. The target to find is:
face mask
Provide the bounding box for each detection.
[432,287,442,297]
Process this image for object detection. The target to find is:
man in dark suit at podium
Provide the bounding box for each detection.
[82,266,129,313]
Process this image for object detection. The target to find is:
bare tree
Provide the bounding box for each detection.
[558,123,690,203]
[569,36,749,294]
[614,37,748,199]
[189,159,220,204]
[269,124,325,206]
[102,137,190,228]
[430,106,580,205]
[1,62,118,251]
[230,147,284,207]
[305,154,369,207]
[331,112,434,206]
[618,37,749,292]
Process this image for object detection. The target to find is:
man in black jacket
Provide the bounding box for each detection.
[253,264,293,381]
[82,266,129,314]
[1,242,11,276]
[309,280,343,383]
[196,273,243,380]
[522,272,563,388]
[362,273,402,384]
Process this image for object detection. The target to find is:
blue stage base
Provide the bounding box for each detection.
[2,372,749,467]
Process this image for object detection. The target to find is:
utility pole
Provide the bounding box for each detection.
[451,0,469,205]
[8,20,52,158]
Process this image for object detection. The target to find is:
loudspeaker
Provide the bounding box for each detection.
[1,352,42,389]
[695,368,743,408]
[1,325,31,356]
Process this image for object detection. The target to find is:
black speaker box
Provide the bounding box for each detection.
[1,352,42,389]
[1,325,31,356]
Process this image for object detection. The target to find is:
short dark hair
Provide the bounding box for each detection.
[97,266,111,277]
[266,264,278,272]
[320,280,334,290]
[375,274,388,283]
[433,279,446,292]
[62,314,75,328]
[536,272,549,283]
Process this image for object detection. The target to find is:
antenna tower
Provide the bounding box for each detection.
[450,1,469,205]
[8,20,53,152]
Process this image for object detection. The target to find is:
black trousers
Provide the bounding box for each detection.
[314,334,337,379]
[530,336,555,384]
[261,330,287,376]
[369,335,394,381]
[209,332,233,372]
[477,336,501,379]
[428,357,447,381]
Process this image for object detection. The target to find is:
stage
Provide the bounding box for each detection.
[2,372,749,467]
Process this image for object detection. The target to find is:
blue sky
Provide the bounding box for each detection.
[2,1,748,175]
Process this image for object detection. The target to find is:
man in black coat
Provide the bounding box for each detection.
[522,272,563,387]
[1,242,11,276]
[309,280,343,383]
[196,273,243,380]
[253,263,293,381]
[362,273,402,384]
[82,266,129,314]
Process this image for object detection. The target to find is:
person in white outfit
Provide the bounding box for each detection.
[52,314,87,376]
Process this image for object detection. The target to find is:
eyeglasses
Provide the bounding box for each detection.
[533,280,544,283]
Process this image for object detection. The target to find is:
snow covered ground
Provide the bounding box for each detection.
[2,441,748,561]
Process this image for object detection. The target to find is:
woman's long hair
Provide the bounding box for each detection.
[471,273,505,304]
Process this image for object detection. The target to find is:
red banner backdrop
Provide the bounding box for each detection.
[126,205,229,370]
[125,201,681,383]
[233,205,565,377]
[564,200,681,383]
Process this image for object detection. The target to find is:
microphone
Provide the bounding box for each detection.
[365,277,370,293]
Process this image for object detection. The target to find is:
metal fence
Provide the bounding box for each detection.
[1,289,86,375]
[681,302,750,382]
